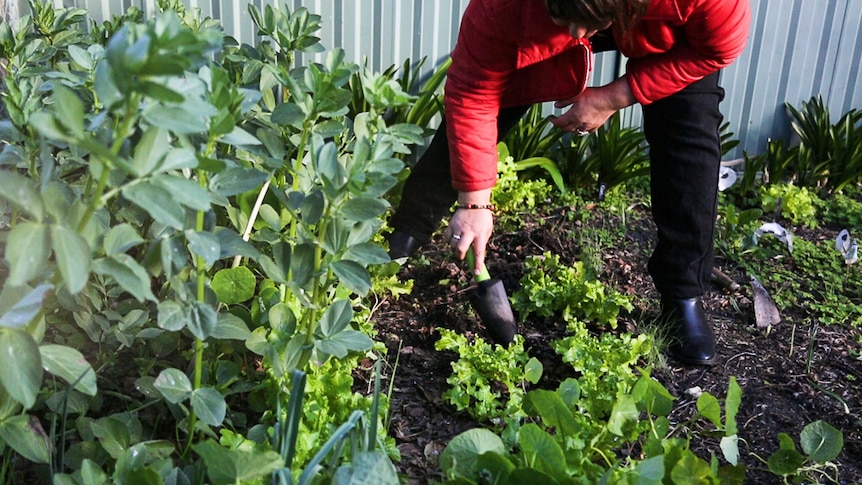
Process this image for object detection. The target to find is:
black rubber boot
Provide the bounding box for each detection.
[661,297,717,366]
[387,231,424,260]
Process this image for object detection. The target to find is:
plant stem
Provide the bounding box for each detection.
[186,168,210,452]
[76,94,140,233]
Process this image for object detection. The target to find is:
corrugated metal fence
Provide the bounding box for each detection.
[40,0,862,159]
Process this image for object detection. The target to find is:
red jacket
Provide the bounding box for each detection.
[445,0,751,192]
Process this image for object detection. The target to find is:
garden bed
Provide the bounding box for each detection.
[370,201,862,484]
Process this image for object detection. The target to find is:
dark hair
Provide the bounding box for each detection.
[545,0,649,32]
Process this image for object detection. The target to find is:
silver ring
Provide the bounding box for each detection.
[576,128,589,136]
[451,234,462,241]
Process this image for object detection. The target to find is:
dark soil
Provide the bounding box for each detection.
[369,203,862,484]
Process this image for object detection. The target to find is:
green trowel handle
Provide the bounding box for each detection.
[465,247,491,282]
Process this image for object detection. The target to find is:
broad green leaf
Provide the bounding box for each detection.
[154,368,193,404]
[725,377,742,435]
[41,182,72,222]
[300,189,325,224]
[210,313,252,341]
[315,142,345,190]
[258,255,286,284]
[51,225,92,294]
[5,222,50,286]
[608,394,639,436]
[696,392,722,429]
[188,301,218,340]
[142,105,207,134]
[131,127,170,176]
[271,102,305,127]
[185,230,221,268]
[316,330,373,358]
[0,284,53,329]
[258,204,282,231]
[220,126,261,146]
[290,243,315,286]
[343,243,390,265]
[519,423,566,480]
[0,170,44,220]
[524,390,577,437]
[68,45,95,70]
[152,175,211,211]
[157,300,186,332]
[330,260,371,295]
[634,455,665,484]
[190,387,226,427]
[45,389,90,416]
[103,224,145,256]
[319,299,352,336]
[525,357,543,384]
[92,255,157,303]
[340,197,388,222]
[209,167,269,196]
[800,420,843,462]
[39,344,97,396]
[632,374,675,417]
[215,228,260,260]
[268,303,297,335]
[139,81,184,104]
[81,459,109,485]
[720,435,740,466]
[91,417,131,459]
[0,328,42,408]
[211,267,256,304]
[122,183,186,229]
[331,451,399,485]
[53,84,85,137]
[158,147,198,171]
[0,415,51,463]
[439,428,506,479]
[557,378,580,408]
[193,440,284,485]
[670,451,711,485]
[767,448,805,476]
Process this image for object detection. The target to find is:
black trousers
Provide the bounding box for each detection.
[390,66,724,300]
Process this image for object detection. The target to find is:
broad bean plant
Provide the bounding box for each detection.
[0,0,420,482]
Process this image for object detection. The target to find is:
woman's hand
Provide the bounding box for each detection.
[551,77,636,134]
[445,189,494,276]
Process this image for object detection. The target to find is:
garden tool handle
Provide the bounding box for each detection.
[465,247,491,283]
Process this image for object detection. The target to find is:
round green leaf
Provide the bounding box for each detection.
[154,368,193,404]
[39,344,97,396]
[0,328,42,409]
[191,387,226,427]
[211,267,256,304]
[439,428,506,479]
[800,420,843,462]
[767,448,806,476]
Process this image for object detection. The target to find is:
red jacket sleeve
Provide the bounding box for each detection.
[621,0,751,104]
[444,0,519,192]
